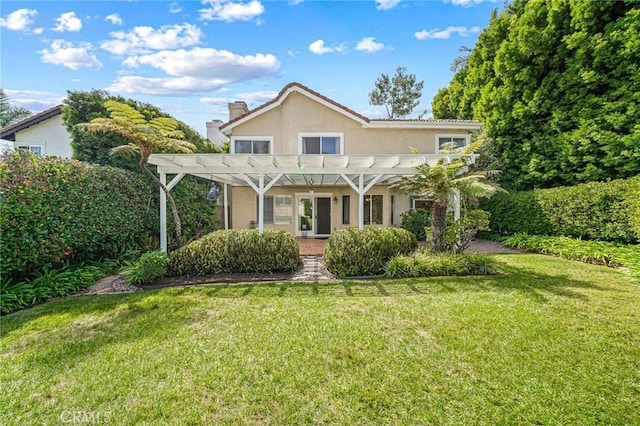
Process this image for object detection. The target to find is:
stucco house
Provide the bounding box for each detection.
[149,82,481,251]
[0,105,72,158]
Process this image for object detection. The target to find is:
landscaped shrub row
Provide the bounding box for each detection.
[324,227,417,277]
[0,259,118,314]
[0,151,154,282]
[386,251,497,278]
[167,229,299,276]
[502,233,640,277]
[400,209,431,241]
[481,176,640,243]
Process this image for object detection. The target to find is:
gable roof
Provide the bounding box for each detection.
[0,105,64,141]
[219,82,481,133]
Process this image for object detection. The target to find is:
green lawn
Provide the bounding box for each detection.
[1,254,639,425]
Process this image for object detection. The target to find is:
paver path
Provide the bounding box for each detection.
[292,256,335,281]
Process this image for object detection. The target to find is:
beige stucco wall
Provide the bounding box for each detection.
[231,185,413,236]
[227,91,475,155]
[14,115,72,158]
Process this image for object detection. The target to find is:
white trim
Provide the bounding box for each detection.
[15,143,44,155]
[298,132,344,155]
[436,134,471,153]
[230,136,274,154]
[366,121,481,130]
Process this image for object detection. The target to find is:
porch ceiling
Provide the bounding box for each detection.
[148,154,477,187]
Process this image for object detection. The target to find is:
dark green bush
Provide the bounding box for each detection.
[0,151,154,282]
[443,210,491,254]
[386,251,497,278]
[122,251,168,285]
[167,229,299,276]
[481,176,640,243]
[400,209,431,241]
[324,227,417,277]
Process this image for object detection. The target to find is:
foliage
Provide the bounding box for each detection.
[482,176,640,243]
[400,209,431,241]
[0,89,31,128]
[167,229,299,276]
[324,227,417,277]
[0,259,119,314]
[369,66,424,118]
[443,209,491,254]
[432,1,640,190]
[122,251,169,286]
[0,150,153,283]
[385,251,497,278]
[501,233,640,278]
[391,144,504,252]
[76,100,197,248]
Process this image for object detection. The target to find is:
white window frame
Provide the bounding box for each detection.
[231,136,273,154]
[15,144,44,155]
[363,194,383,225]
[436,134,470,153]
[298,132,344,155]
[256,195,292,225]
[411,195,433,210]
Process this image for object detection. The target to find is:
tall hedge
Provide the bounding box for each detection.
[1,151,154,281]
[481,176,640,243]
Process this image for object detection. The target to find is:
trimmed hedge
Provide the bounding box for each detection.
[324,227,417,277]
[0,151,154,282]
[167,229,299,276]
[386,252,497,278]
[481,176,640,243]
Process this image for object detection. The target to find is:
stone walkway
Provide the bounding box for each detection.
[292,256,335,281]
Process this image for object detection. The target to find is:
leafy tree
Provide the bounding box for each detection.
[369,66,424,118]
[76,100,196,248]
[0,89,31,128]
[391,143,504,252]
[432,1,640,190]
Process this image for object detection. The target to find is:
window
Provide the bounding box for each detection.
[390,195,397,225]
[256,195,292,225]
[363,195,383,225]
[232,137,272,154]
[411,196,433,211]
[17,145,42,155]
[437,134,469,153]
[342,195,350,225]
[299,133,343,154]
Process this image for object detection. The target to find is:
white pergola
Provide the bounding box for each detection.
[148,153,477,252]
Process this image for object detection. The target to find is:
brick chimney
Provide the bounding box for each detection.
[228,101,249,121]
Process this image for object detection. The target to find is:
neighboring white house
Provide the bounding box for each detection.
[0,105,72,158]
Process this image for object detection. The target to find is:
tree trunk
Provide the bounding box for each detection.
[431,198,448,253]
[139,159,183,249]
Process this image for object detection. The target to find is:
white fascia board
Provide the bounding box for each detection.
[364,121,482,130]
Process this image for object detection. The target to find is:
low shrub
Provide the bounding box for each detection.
[400,209,431,241]
[167,229,299,276]
[122,251,169,286]
[502,234,640,277]
[0,151,154,283]
[0,259,119,315]
[481,176,640,243]
[386,251,497,278]
[442,210,491,254]
[324,227,417,277]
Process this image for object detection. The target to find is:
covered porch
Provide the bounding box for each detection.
[148,153,477,252]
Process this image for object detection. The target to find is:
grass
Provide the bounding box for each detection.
[1,254,639,425]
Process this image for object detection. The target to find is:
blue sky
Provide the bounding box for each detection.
[1,0,501,136]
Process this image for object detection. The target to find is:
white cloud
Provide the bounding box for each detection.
[124,47,280,80]
[308,39,346,55]
[39,40,103,70]
[199,97,229,106]
[0,8,37,32]
[169,2,183,14]
[200,90,277,107]
[113,47,280,96]
[199,0,264,22]
[376,0,400,10]
[3,90,64,112]
[33,27,44,35]
[101,23,203,55]
[105,13,123,26]
[451,0,497,7]
[356,36,386,53]
[414,26,481,40]
[53,11,82,32]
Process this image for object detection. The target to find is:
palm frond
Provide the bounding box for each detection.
[110,143,140,158]
[104,100,147,126]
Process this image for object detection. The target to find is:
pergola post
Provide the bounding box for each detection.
[240,173,283,234]
[160,172,167,253]
[223,183,229,230]
[340,173,386,231]
[453,189,461,220]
